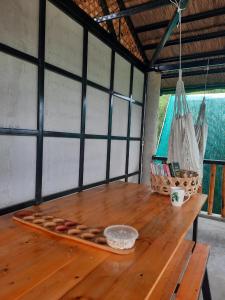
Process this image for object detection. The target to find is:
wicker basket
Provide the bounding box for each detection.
[150,170,200,198]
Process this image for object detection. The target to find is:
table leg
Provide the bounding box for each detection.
[192,215,198,243]
[202,268,212,300]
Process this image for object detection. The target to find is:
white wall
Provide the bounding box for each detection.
[0,0,145,210]
[0,136,36,207]
[0,0,39,56]
[45,1,83,76]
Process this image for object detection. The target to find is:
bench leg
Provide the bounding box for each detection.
[192,215,198,243]
[202,268,212,300]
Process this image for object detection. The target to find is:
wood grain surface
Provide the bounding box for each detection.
[176,243,210,300]
[0,182,207,300]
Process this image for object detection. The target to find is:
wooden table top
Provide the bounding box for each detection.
[0,182,207,300]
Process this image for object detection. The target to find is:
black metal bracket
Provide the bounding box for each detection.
[95,0,171,23]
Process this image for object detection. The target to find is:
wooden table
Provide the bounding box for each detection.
[0,182,207,300]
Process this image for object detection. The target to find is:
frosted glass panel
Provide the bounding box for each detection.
[130,104,142,137]
[110,140,126,178]
[0,0,39,56]
[85,87,109,135]
[129,141,140,173]
[44,70,81,133]
[128,175,139,183]
[114,54,130,96]
[87,33,111,87]
[0,136,36,208]
[46,1,83,75]
[83,139,107,185]
[0,53,37,129]
[112,97,128,136]
[133,67,144,102]
[42,138,80,196]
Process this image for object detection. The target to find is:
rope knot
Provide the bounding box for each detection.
[170,0,185,26]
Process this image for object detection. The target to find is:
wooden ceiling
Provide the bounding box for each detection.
[74,0,225,91]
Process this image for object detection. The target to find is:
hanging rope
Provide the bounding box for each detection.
[168,0,201,176]
[170,0,185,78]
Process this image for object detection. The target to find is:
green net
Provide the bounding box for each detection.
[157,94,225,214]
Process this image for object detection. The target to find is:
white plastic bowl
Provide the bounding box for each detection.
[104,225,139,250]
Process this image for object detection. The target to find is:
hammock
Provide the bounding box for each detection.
[168,71,201,176]
[194,62,209,179]
[167,0,201,177]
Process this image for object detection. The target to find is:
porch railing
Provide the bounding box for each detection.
[152,155,225,217]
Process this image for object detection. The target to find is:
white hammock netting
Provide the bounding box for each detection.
[195,97,208,178]
[167,73,202,178]
[165,1,208,181]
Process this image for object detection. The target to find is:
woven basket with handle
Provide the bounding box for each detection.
[150,170,200,198]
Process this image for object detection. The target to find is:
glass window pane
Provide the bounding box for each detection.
[0,53,37,129]
[46,1,83,76]
[83,139,107,185]
[44,70,81,133]
[114,54,130,96]
[111,97,128,137]
[130,104,142,138]
[0,0,39,56]
[110,140,126,178]
[129,141,140,173]
[85,87,109,135]
[0,136,36,209]
[42,137,80,196]
[87,33,111,88]
[133,67,144,102]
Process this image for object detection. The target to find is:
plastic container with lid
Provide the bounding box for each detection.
[104,225,139,250]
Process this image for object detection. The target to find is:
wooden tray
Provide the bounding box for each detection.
[13,210,134,255]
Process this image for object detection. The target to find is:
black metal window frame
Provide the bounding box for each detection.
[0,0,147,215]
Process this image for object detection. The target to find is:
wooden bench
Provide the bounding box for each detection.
[149,241,211,300]
[176,243,211,300]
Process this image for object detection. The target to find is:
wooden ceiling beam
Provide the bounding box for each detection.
[149,0,190,67]
[155,49,225,64]
[136,7,225,33]
[162,66,225,79]
[156,57,225,72]
[94,0,171,23]
[145,29,225,51]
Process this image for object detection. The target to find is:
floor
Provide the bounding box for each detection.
[187,216,225,300]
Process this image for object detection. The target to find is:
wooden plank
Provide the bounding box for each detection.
[149,240,194,300]
[176,243,210,300]
[208,164,217,215]
[0,233,81,299]
[0,183,207,299]
[18,247,109,300]
[61,194,207,299]
[222,165,225,218]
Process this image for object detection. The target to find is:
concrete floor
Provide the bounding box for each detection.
[187,217,225,300]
